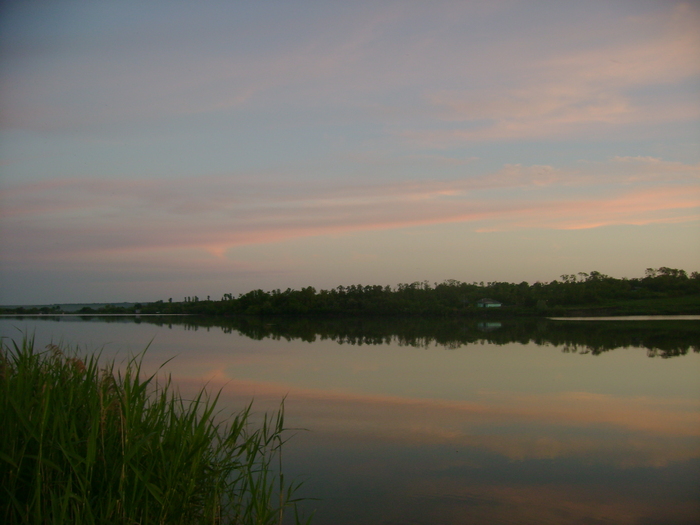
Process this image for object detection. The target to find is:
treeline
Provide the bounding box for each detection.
[3,267,698,317]
[125,266,700,316]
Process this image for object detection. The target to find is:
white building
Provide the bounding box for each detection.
[476,298,502,308]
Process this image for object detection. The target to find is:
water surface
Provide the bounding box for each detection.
[2,316,699,524]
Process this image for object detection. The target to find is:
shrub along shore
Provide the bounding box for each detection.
[0,337,310,525]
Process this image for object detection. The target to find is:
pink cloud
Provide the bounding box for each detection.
[1,158,698,265]
[549,186,700,230]
[407,3,700,145]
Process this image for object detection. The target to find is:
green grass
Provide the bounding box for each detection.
[0,336,311,525]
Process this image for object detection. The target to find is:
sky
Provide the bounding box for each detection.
[0,0,699,304]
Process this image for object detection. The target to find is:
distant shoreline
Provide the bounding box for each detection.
[2,268,699,318]
[0,313,190,318]
[2,313,699,321]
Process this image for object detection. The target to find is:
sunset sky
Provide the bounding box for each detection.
[1,0,699,304]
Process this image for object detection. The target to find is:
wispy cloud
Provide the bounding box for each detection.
[3,2,697,141]
[406,3,700,144]
[1,157,697,266]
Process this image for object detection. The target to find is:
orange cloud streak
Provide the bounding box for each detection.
[1,158,698,264]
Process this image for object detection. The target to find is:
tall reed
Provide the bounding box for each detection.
[0,336,310,524]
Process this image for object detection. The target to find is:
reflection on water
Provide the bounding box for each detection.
[9,314,699,357]
[477,321,502,331]
[2,316,699,524]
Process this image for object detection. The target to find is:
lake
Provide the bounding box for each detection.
[2,315,699,524]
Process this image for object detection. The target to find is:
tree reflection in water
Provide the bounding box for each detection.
[31,314,700,358]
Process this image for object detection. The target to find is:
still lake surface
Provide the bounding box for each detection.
[2,315,699,524]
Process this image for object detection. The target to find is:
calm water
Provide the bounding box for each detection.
[2,315,699,524]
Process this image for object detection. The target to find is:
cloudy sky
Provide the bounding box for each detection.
[1,0,699,304]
